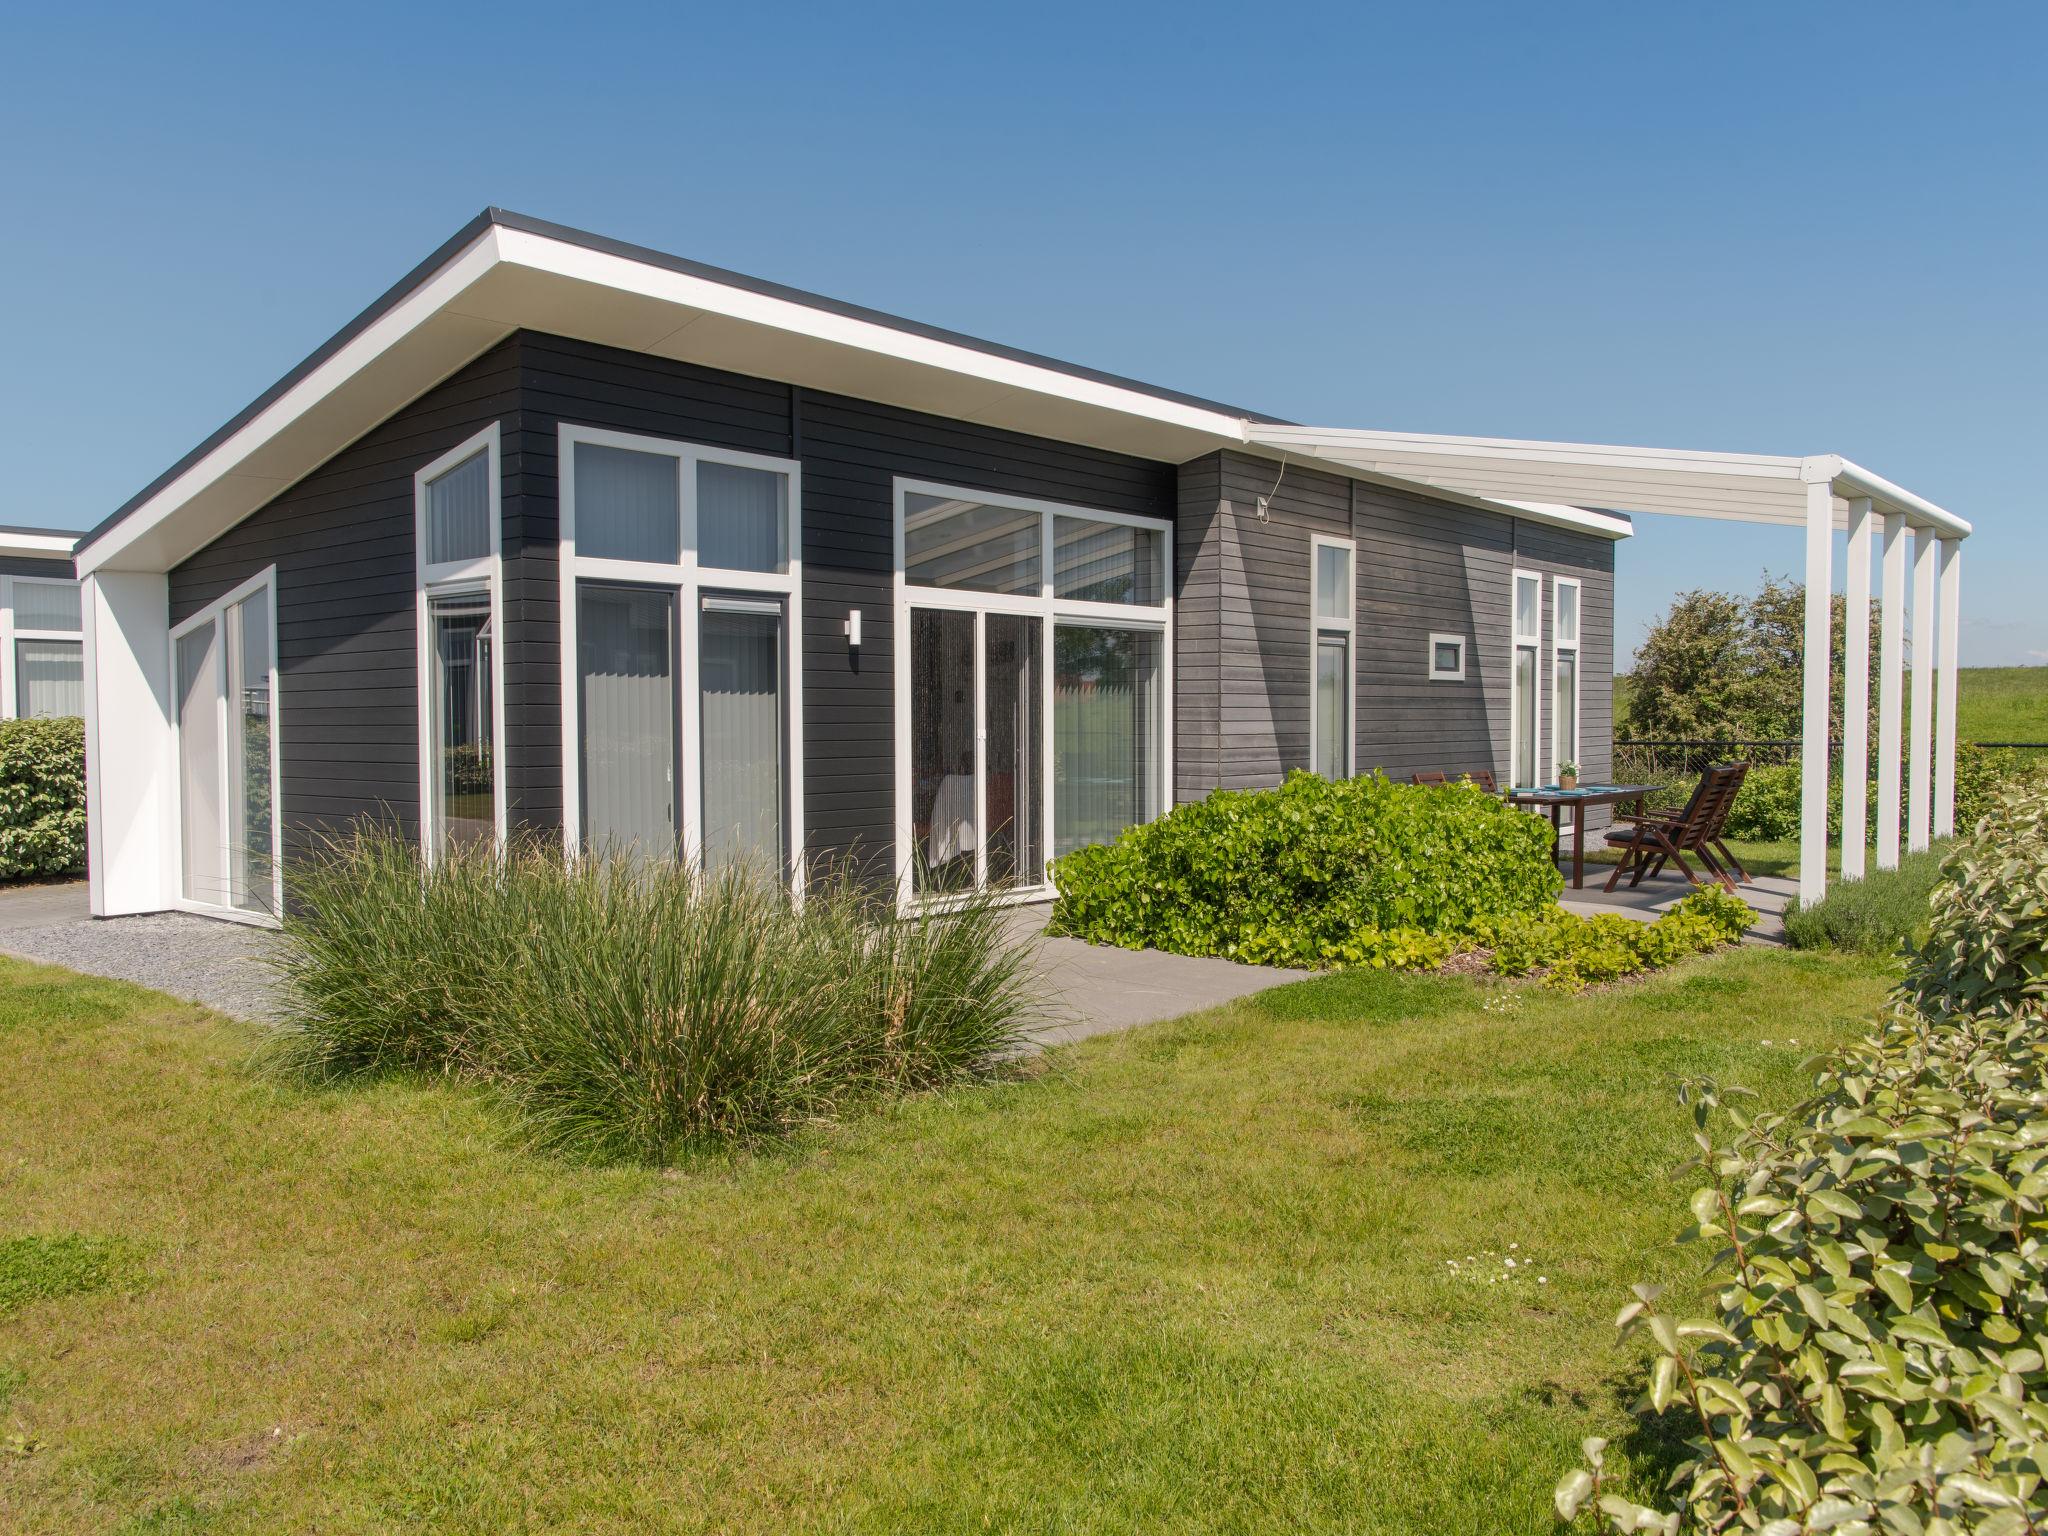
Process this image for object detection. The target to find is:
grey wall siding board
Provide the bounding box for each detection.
[1172,449,1617,820]
[512,332,1174,876]
[0,557,77,580]
[167,339,525,857]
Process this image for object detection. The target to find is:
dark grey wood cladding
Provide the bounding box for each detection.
[0,556,76,580]
[1172,449,1615,799]
[168,330,1175,871]
[168,340,523,850]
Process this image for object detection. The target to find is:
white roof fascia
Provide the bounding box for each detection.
[0,530,81,561]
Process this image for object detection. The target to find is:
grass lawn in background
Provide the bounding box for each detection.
[1615,665,2048,748]
[0,947,1889,1535]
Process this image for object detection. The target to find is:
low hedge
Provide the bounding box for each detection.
[1479,885,1755,990]
[1558,779,2048,1533]
[0,716,86,879]
[1723,746,2040,843]
[1048,771,1561,968]
[1783,842,1954,955]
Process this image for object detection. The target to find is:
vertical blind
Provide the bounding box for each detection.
[12,580,80,632]
[425,450,491,566]
[230,587,276,913]
[577,445,681,564]
[699,605,784,873]
[1315,634,1349,777]
[16,640,82,718]
[697,461,787,573]
[579,584,676,855]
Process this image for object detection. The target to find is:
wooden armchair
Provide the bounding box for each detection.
[1601,762,1751,893]
[1412,769,1499,793]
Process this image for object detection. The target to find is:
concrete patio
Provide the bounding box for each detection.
[1559,869,1793,943]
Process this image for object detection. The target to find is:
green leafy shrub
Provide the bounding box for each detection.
[267,828,1041,1161]
[1558,779,2048,1534]
[1481,887,1754,991]
[0,716,86,878]
[1049,771,1560,968]
[1784,843,1954,955]
[1722,747,2041,845]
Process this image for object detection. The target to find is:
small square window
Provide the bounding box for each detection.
[1428,634,1466,681]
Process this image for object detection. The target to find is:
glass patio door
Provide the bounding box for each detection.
[908,607,1042,895]
[175,581,277,915]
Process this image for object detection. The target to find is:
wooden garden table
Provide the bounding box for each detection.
[1505,783,1661,890]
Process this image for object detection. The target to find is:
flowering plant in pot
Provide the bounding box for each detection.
[1557,761,1580,791]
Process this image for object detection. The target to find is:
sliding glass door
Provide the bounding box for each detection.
[174,576,278,916]
[898,480,1169,904]
[908,608,1042,894]
[578,583,677,857]
[700,597,786,874]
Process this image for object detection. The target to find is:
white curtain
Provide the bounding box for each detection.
[1554,651,1578,768]
[579,585,676,855]
[700,607,783,873]
[425,450,491,566]
[697,462,787,573]
[1515,644,1539,786]
[577,444,680,564]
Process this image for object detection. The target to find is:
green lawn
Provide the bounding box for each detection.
[0,950,1890,1535]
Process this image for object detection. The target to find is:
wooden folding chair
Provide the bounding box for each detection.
[1601,762,1751,893]
[1411,771,1450,786]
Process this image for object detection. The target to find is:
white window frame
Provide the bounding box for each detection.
[1309,533,1355,779]
[1510,567,1544,789]
[892,477,1174,911]
[1,575,85,719]
[1427,632,1467,682]
[166,564,283,927]
[1551,575,1582,773]
[415,424,508,859]
[556,423,805,886]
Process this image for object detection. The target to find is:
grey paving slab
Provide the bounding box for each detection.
[0,879,89,930]
[1559,871,1793,943]
[1006,905,1312,1046]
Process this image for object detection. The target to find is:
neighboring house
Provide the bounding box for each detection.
[74,210,1629,925]
[0,528,85,719]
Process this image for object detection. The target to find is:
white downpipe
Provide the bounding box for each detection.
[1935,539,1961,838]
[1798,481,1834,906]
[1876,513,1907,869]
[1840,498,1873,881]
[1908,531,1936,852]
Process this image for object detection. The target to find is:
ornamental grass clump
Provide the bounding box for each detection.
[1557,780,2048,1534]
[267,827,1040,1161]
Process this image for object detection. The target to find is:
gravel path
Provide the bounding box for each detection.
[0,913,285,1022]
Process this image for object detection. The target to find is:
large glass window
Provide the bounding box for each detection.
[424,449,491,567]
[1053,517,1161,604]
[579,584,677,856]
[1311,538,1354,779]
[1553,577,1581,771]
[576,444,682,564]
[904,494,1040,595]
[1054,626,1162,860]
[700,598,785,873]
[1512,571,1542,788]
[559,428,802,877]
[897,481,1170,904]
[17,641,82,718]
[12,580,80,632]
[174,574,277,916]
[428,594,497,855]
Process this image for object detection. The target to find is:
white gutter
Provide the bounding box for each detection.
[1804,455,1972,540]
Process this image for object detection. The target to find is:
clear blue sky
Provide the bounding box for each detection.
[4,2,2041,665]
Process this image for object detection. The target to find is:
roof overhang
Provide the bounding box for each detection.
[0,527,81,565]
[79,212,1272,576]
[1245,425,1971,540]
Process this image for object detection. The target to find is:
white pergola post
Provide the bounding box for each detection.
[1908,530,1937,852]
[1876,513,1907,869]
[1840,498,1874,880]
[1798,481,1835,905]
[1935,539,1962,837]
